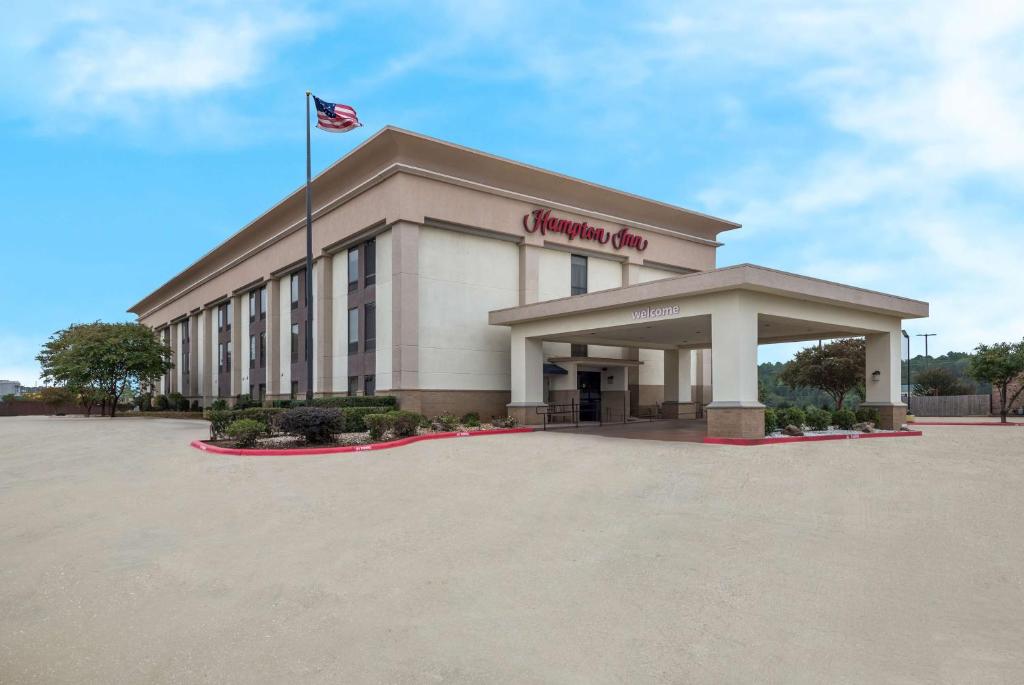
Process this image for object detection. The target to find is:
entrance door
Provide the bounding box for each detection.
[578,371,602,422]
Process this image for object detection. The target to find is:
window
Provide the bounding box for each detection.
[217,307,224,330]
[348,307,359,354]
[225,347,231,373]
[365,239,376,286]
[364,375,375,397]
[571,344,588,358]
[226,302,233,331]
[571,254,588,296]
[259,287,267,319]
[348,247,359,291]
[290,273,300,308]
[249,335,256,368]
[249,292,256,321]
[291,323,299,363]
[259,332,266,368]
[365,302,376,351]
[218,343,224,371]
[348,376,358,396]
[290,381,298,400]
[258,383,266,401]
[249,384,254,398]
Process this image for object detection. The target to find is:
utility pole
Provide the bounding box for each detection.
[916,333,937,361]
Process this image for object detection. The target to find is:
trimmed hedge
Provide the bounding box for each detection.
[271,395,398,410]
[764,408,779,434]
[364,410,425,442]
[338,406,393,432]
[206,407,286,439]
[226,419,267,448]
[805,406,832,431]
[778,407,806,430]
[832,408,856,430]
[855,406,881,425]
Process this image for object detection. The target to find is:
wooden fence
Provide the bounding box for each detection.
[909,394,990,417]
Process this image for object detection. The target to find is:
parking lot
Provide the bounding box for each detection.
[1,415,1022,683]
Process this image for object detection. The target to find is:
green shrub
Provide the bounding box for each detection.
[364,410,426,441]
[432,413,458,431]
[461,412,481,427]
[153,394,169,410]
[339,406,393,432]
[832,408,856,430]
[234,394,259,410]
[211,398,228,411]
[491,415,518,428]
[206,407,287,439]
[225,419,267,448]
[855,406,880,425]
[137,394,152,411]
[778,407,806,429]
[764,408,779,434]
[168,392,184,411]
[276,407,344,444]
[311,395,398,409]
[805,406,832,431]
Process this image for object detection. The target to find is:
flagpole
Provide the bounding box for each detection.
[304,90,314,403]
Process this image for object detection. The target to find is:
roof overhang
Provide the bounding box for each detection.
[489,263,929,327]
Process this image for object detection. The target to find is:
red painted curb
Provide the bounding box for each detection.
[191,427,534,456]
[913,421,1024,427]
[704,430,924,446]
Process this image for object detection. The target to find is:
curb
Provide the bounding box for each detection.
[913,421,1024,427]
[704,430,924,446]
[191,427,534,456]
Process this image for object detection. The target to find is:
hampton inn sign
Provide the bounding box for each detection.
[522,208,649,252]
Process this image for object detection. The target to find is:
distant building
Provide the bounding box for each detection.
[0,380,24,397]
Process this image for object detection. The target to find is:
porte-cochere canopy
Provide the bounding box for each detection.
[489,264,928,439]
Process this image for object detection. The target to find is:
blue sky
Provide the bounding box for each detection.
[2,0,1023,385]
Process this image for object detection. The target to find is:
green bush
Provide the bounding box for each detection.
[153,394,169,410]
[364,410,426,441]
[778,407,806,429]
[276,407,344,444]
[225,418,267,448]
[432,413,458,431]
[461,412,481,427]
[805,406,832,431]
[234,394,259,410]
[832,408,856,430]
[206,407,286,440]
[855,406,880,425]
[137,394,152,411]
[311,395,398,409]
[211,398,228,411]
[168,392,184,411]
[764,408,779,434]
[339,406,393,432]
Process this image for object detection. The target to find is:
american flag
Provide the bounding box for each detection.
[313,95,361,133]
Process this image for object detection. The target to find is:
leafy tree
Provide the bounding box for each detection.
[968,340,1024,423]
[39,386,75,411]
[779,338,866,410]
[37,322,173,418]
[912,367,970,396]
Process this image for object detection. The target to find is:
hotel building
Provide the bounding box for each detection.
[129,127,928,438]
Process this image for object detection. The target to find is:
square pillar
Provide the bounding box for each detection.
[861,328,907,429]
[706,294,764,438]
[391,221,420,391]
[507,330,545,425]
[314,257,333,396]
[662,349,696,419]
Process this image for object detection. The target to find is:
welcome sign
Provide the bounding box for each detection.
[632,304,681,320]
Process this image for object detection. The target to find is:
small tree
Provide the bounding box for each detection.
[39,386,75,413]
[913,367,971,396]
[37,322,173,417]
[780,338,866,410]
[968,340,1024,423]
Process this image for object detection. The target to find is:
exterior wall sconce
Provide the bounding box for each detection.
[871,370,881,381]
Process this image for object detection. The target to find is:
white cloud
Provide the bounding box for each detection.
[1,1,314,133]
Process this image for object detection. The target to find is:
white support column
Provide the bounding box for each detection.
[706,293,764,438]
[862,327,907,429]
[661,348,696,418]
[507,330,545,425]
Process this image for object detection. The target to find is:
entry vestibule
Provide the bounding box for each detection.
[490,264,929,439]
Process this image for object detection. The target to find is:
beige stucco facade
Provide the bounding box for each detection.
[130,126,927,437]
